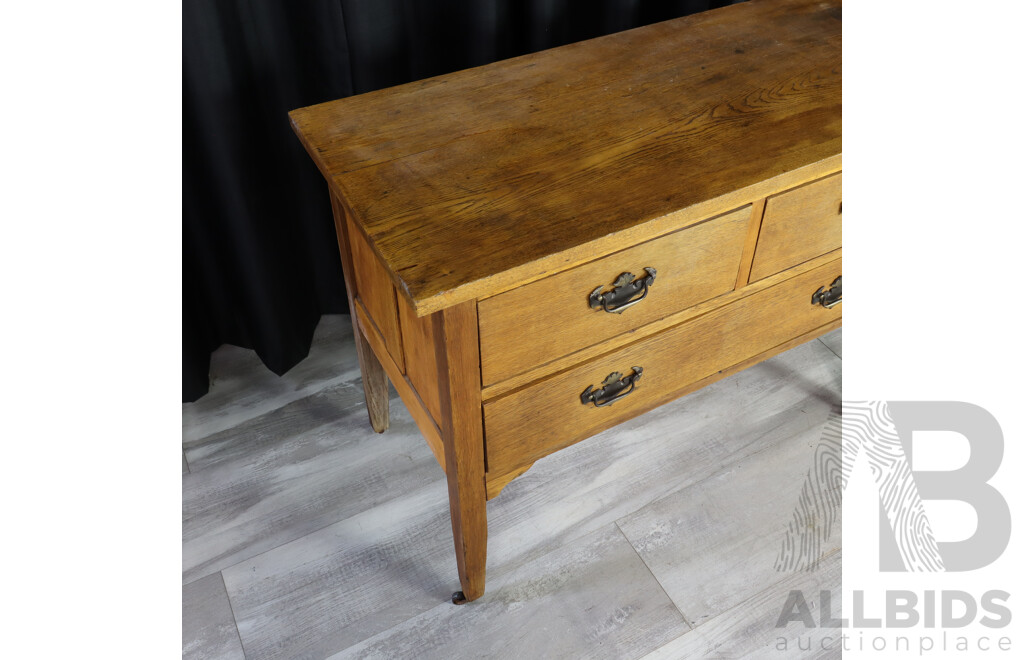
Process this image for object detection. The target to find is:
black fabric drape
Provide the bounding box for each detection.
[183,0,744,402]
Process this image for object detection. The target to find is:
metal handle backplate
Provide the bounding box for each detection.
[589,268,657,314]
[812,276,842,309]
[580,367,643,407]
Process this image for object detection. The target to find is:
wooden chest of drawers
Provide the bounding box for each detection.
[290,0,841,603]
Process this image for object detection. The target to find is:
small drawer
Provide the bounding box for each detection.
[477,206,750,386]
[749,172,841,282]
[484,257,842,478]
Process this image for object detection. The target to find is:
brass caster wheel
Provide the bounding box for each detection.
[451,591,467,605]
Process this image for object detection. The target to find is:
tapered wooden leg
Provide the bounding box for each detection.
[354,322,389,433]
[433,301,487,603]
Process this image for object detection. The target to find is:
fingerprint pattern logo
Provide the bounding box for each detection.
[774,408,842,572]
[775,401,945,572]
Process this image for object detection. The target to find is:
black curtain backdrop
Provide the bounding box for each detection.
[183,0,744,402]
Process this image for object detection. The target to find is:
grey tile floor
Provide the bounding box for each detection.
[183,315,842,659]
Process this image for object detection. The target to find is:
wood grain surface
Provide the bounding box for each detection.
[750,171,842,281]
[485,257,842,477]
[478,206,749,386]
[347,214,405,370]
[331,192,391,432]
[397,294,443,425]
[290,0,842,314]
[353,321,390,433]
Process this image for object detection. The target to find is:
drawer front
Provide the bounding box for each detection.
[478,206,750,386]
[484,257,842,477]
[749,173,841,282]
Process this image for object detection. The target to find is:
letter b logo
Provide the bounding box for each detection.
[881,401,1010,571]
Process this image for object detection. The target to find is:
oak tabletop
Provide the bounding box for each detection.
[290,0,841,315]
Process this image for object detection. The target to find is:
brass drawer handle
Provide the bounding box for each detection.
[589,268,657,314]
[580,367,643,407]
[812,276,842,309]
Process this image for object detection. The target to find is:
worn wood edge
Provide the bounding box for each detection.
[481,249,842,401]
[287,111,323,176]
[763,168,842,202]
[354,300,446,473]
[735,198,767,289]
[485,462,535,501]
[387,154,842,317]
[491,316,843,478]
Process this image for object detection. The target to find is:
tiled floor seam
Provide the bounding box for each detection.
[614,520,697,633]
[817,336,841,361]
[220,571,250,660]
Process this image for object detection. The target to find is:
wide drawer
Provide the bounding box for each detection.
[484,256,842,477]
[478,206,750,386]
[749,172,841,282]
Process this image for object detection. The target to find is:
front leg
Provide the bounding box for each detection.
[433,301,488,602]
